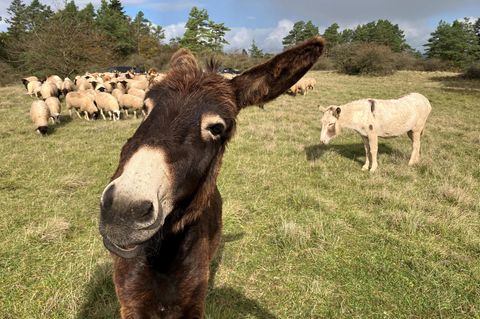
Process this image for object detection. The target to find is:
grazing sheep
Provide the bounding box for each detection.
[119,94,145,118]
[65,91,98,120]
[27,80,42,97]
[127,88,146,100]
[319,93,432,172]
[30,100,50,135]
[45,97,61,123]
[37,82,59,99]
[94,92,121,121]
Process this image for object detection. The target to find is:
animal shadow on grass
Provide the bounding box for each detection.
[305,143,396,165]
[55,115,73,128]
[77,232,277,319]
[207,232,278,319]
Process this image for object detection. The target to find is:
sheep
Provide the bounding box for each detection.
[111,88,124,103]
[76,77,93,91]
[119,93,145,119]
[22,76,39,89]
[94,92,121,121]
[27,80,42,97]
[46,75,63,91]
[127,88,146,100]
[65,91,99,120]
[45,97,61,123]
[62,78,75,96]
[319,93,432,172]
[37,82,59,99]
[30,100,50,135]
[126,79,148,91]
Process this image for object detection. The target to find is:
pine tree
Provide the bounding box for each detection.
[352,20,409,52]
[79,3,96,23]
[248,39,263,58]
[474,18,480,45]
[96,0,134,56]
[108,0,125,15]
[5,0,27,38]
[282,20,319,48]
[24,0,53,31]
[180,7,229,52]
[323,23,340,54]
[425,19,480,67]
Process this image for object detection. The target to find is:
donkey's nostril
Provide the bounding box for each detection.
[102,184,115,211]
[133,200,154,221]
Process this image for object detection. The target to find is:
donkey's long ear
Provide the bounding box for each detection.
[231,36,325,110]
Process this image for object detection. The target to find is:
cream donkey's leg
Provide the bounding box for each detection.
[368,133,378,172]
[361,135,371,171]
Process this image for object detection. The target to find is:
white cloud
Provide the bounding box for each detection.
[225,19,294,53]
[163,22,186,42]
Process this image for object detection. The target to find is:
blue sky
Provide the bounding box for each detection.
[1,0,479,52]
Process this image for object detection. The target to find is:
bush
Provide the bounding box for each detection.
[417,58,452,72]
[311,57,335,70]
[331,43,396,76]
[0,61,20,87]
[464,64,480,79]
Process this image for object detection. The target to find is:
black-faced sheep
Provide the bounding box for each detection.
[30,100,50,135]
[94,92,121,121]
[45,97,61,123]
[65,91,98,120]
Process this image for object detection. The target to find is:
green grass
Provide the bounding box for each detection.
[0,71,479,318]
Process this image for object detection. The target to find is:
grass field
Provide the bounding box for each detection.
[0,71,479,318]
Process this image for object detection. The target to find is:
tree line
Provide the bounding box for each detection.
[0,0,479,82]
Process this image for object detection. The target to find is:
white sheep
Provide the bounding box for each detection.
[30,100,50,135]
[45,97,61,123]
[65,91,98,120]
[37,82,59,99]
[94,92,121,121]
[27,80,42,97]
[119,94,145,119]
[127,88,146,100]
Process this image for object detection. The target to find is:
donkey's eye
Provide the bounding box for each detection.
[207,123,225,136]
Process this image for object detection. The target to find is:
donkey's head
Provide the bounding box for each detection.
[99,37,325,258]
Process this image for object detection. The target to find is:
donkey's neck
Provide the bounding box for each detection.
[337,102,369,134]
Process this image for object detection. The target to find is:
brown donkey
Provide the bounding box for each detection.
[99,37,325,318]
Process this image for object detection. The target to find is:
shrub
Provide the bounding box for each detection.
[331,43,396,76]
[311,57,335,70]
[0,61,20,87]
[418,58,452,72]
[464,64,480,79]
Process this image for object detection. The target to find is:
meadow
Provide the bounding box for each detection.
[0,71,479,318]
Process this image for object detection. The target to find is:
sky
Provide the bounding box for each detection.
[1,0,479,53]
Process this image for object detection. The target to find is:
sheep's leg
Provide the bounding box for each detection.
[408,130,422,165]
[124,109,129,118]
[133,110,137,119]
[361,135,371,171]
[49,117,55,125]
[75,110,82,118]
[142,110,146,117]
[84,111,90,121]
[100,109,106,121]
[367,133,378,172]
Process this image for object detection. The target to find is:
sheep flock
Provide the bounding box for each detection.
[22,68,316,135]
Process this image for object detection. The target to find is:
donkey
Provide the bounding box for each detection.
[99,37,325,318]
